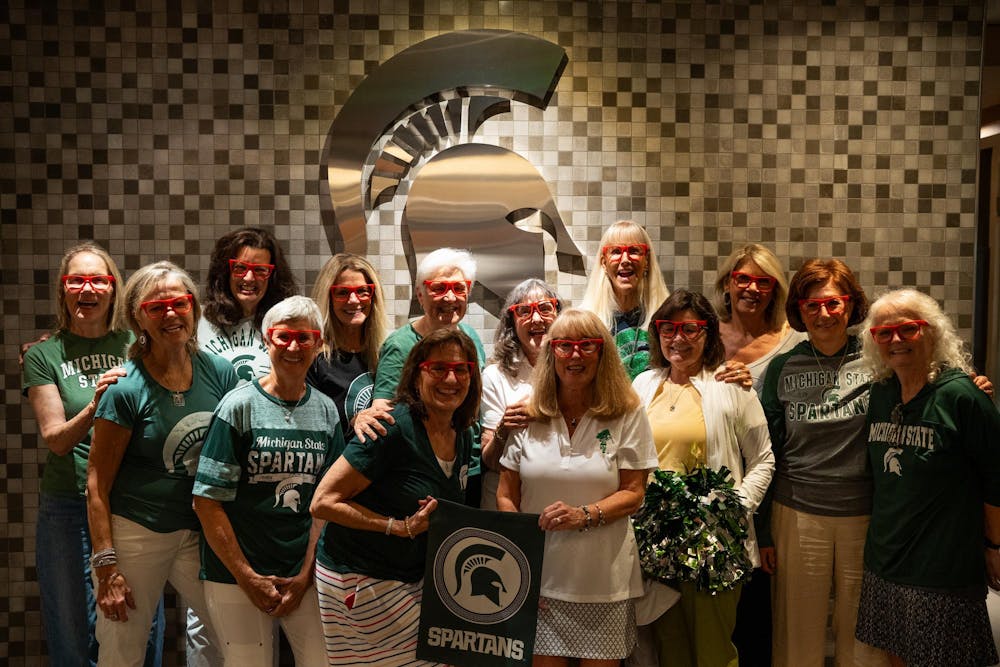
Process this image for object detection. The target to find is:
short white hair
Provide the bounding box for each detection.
[416,247,477,285]
[261,295,323,335]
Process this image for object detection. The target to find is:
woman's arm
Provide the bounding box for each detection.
[537,468,648,531]
[193,497,283,613]
[496,467,521,512]
[272,517,325,616]
[27,369,125,456]
[86,418,135,621]
[734,394,775,512]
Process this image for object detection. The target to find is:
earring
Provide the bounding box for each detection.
[139,333,147,346]
[724,292,732,312]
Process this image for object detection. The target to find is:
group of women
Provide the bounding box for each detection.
[22,221,999,667]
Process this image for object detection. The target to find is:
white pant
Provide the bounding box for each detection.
[95,515,217,667]
[205,580,326,667]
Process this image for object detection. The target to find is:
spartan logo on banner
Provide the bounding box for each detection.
[418,499,544,667]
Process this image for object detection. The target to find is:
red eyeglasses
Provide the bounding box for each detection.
[869,320,928,344]
[330,284,375,302]
[229,259,275,279]
[731,271,775,293]
[139,294,194,319]
[423,280,471,298]
[602,244,649,261]
[550,338,604,357]
[419,361,474,380]
[62,275,115,292]
[267,328,322,348]
[798,295,851,316]
[655,320,708,340]
[509,299,558,319]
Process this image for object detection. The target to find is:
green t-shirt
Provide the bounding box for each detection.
[95,351,238,532]
[372,322,486,401]
[22,330,132,497]
[318,403,472,582]
[865,368,1000,593]
[194,380,343,583]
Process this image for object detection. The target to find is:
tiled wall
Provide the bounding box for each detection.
[0,0,984,662]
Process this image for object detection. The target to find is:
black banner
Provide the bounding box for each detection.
[417,499,544,667]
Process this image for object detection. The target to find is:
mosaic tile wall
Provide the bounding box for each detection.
[0,0,985,662]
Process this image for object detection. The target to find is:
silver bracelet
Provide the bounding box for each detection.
[596,504,606,527]
[385,517,395,536]
[90,548,117,569]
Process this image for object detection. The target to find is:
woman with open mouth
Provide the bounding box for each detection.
[22,243,164,666]
[307,253,389,436]
[497,308,657,666]
[479,278,564,510]
[199,227,298,385]
[581,220,670,380]
[855,289,999,667]
[311,328,481,666]
[86,261,238,665]
[194,296,341,666]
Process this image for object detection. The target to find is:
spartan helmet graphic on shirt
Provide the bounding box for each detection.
[274,476,308,512]
[883,447,903,476]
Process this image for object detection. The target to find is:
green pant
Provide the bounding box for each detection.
[652,581,741,667]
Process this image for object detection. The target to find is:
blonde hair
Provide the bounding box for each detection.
[123,261,201,359]
[581,220,669,329]
[311,253,388,370]
[528,308,640,420]
[861,288,973,384]
[55,242,126,333]
[713,243,789,330]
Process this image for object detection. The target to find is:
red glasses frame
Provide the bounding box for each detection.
[869,320,929,344]
[550,338,604,357]
[62,274,115,292]
[655,320,708,340]
[266,328,322,348]
[602,244,649,261]
[229,259,275,279]
[423,280,471,298]
[509,299,558,319]
[419,361,475,379]
[798,295,851,315]
[139,294,194,318]
[330,284,375,302]
[730,271,775,293]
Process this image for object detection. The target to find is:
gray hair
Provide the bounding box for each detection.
[861,288,973,384]
[491,278,563,377]
[124,261,201,359]
[416,247,477,285]
[261,296,323,335]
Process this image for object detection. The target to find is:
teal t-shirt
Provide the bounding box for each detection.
[95,351,238,532]
[194,380,343,583]
[318,403,472,582]
[22,330,132,497]
[865,368,1000,592]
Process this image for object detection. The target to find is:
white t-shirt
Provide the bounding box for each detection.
[480,360,534,510]
[197,317,271,385]
[500,408,657,602]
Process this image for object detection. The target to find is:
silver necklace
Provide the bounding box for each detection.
[282,392,306,422]
[809,342,849,389]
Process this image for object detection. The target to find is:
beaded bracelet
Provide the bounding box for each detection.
[385,517,395,536]
[580,505,592,531]
[404,516,415,539]
[596,504,606,527]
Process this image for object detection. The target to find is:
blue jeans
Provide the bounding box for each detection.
[36,493,165,666]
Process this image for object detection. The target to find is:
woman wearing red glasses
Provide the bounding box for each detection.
[87,261,238,665]
[194,296,340,665]
[479,278,563,510]
[497,308,657,665]
[855,289,999,667]
[581,220,670,380]
[307,253,388,435]
[311,328,480,665]
[200,227,298,384]
[631,290,774,667]
[23,243,165,665]
[756,258,891,667]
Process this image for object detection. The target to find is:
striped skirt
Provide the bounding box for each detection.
[315,561,444,666]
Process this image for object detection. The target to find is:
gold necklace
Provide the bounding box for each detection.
[809,340,849,389]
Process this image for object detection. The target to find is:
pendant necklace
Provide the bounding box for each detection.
[663,378,689,412]
[171,391,185,407]
[810,342,848,389]
[282,392,306,422]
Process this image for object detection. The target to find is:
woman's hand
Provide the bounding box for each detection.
[538,501,586,531]
[971,374,994,398]
[237,571,284,615]
[352,399,395,443]
[715,360,753,389]
[271,571,312,617]
[404,496,438,536]
[499,400,532,430]
[92,366,126,406]
[759,546,777,575]
[96,568,136,622]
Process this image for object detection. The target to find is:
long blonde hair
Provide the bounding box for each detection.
[528,308,640,420]
[55,242,127,334]
[580,220,669,329]
[713,243,789,330]
[311,253,388,370]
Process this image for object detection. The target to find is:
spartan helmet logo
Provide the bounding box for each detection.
[274,476,307,512]
[883,447,903,476]
[321,30,586,316]
[453,543,507,607]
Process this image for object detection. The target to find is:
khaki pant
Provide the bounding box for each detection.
[771,502,889,667]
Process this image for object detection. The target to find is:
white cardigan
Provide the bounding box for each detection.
[632,367,775,567]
